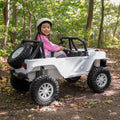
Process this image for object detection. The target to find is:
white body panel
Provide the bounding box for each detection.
[15,49,107,81]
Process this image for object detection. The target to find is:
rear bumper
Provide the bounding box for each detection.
[10,68,28,80]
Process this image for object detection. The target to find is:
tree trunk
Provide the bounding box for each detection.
[12,3,17,27]
[86,0,94,29]
[25,0,33,40]
[29,11,32,40]
[23,7,26,39]
[112,4,120,39]
[3,0,10,52]
[11,2,18,42]
[98,0,104,48]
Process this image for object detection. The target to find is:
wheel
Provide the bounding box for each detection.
[7,44,33,69]
[87,67,111,93]
[87,66,95,89]
[10,74,30,92]
[66,76,80,83]
[29,75,59,106]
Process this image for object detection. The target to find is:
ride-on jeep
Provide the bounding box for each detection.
[7,37,111,106]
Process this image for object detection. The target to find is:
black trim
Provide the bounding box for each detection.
[21,40,45,58]
[60,37,88,56]
[100,59,107,67]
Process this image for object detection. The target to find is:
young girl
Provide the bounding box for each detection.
[35,18,66,58]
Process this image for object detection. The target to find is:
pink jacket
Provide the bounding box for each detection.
[37,35,60,56]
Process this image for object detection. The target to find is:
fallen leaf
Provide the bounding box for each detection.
[35,101,64,112]
[105,100,113,104]
[109,112,117,116]
[70,103,76,108]
[28,114,33,118]
[64,94,73,98]
[0,112,8,115]
[86,116,94,119]
[72,115,80,120]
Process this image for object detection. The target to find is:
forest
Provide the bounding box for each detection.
[0,0,120,120]
[0,0,120,57]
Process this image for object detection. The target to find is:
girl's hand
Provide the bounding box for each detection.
[59,46,65,51]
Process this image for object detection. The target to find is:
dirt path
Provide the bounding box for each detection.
[0,49,120,120]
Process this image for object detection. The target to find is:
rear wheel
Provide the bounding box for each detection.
[29,75,59,106]
[10,74,30,92]
[87,67,111,93]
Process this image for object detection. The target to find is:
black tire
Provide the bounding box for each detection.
[66,77,80,83]
[87,67,111,93]
[10,74,30,92]
[7,44,33,69]
[29,75,59,106]
[87,66,95,89]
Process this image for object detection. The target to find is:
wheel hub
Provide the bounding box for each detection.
[12,47,24,58]
[38,83,54,100]
[96,73,107,88]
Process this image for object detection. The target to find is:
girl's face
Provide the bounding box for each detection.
[40,22,51,36]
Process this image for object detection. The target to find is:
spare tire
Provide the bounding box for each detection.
[7,44,33,69]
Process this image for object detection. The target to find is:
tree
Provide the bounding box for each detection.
[12,1,18,41]
[25,0,33,40]
[98,0,104,48]
[86,0,94,29]
[1,0,120,57]
[3,0,10,52]
[112,4,120,39]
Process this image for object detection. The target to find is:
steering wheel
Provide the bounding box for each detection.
[58,40,67,47]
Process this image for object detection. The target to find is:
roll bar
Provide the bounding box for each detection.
[21,40,45,58]
[60,37,88,55]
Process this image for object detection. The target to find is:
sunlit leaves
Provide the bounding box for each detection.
[0,0,120,58]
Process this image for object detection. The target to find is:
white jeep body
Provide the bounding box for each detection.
[8,37,111,106]
[14,48,107,82]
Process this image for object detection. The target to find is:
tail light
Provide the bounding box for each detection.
[24,63,27,69]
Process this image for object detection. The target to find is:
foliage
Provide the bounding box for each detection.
[0,0,120,57]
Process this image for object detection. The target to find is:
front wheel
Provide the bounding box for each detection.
[87,67,111,93]
[29,75,59,106]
